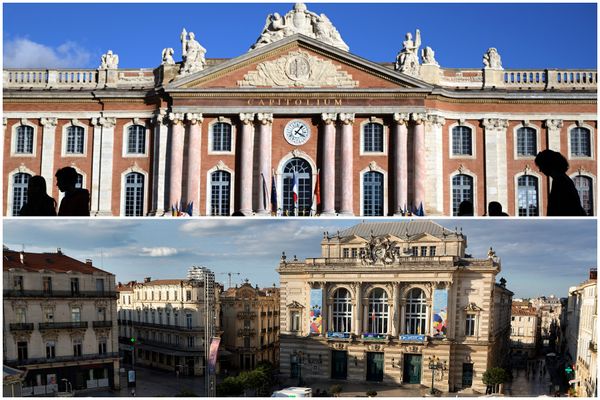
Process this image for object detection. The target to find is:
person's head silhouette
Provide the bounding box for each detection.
[28,175,49,200]
[535,149,568,177]
[457,200,474,216]
[488,201,507,216]
[55,167,78,193]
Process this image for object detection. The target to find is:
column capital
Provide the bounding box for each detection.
[393,112,410,125]
[2,117,7,127]
[411,112,427,125]
[40,117,58,128]
[91,116,116,128]
[338,113,355,125]
[426,114,446,128]
[482,118,508,130]
[168,112,185,125]
[256,113,273,125]
[154,108,168,125]
[185,113,204,125]
[239,113,255,125]
[321,112,337,125]
[544,119,563,130]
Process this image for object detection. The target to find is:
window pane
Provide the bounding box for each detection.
[405,289,426,334]
[125,173,144,216]
[128,125,145,154]
[364,171,384,216]
[66,126,84,154]
[452,174,473,216]
[517,175,539,216]
[12,173,31,216]
[16,126,34,154]
[364,123,383,152]
[517,127,536,156]
[333,289,352,333]
[283,158,312,217]
[210,171,231,216]
[212,123,232,152]
[570,127,591,157]
[574,176,593,216]
[452,126,472,155]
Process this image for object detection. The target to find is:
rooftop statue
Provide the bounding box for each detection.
[180,29,206,75]
[395,29,421,76]
[250,3,349,52]
[421,46,439,66]
[483,47,503,70]
[161,48,175,65]
[99,50,119,69]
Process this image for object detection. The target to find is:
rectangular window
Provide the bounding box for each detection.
[98,307,106,321]
[429,246,436,256]
[351,248,358,258]
[13,275,24,291]
[43,276,52,294]
[411,247,418,257]
[96,279,105,293]
[363,123,384,152]
[342,248,349,258]
[98,339,107,355]
[186,313,193,329]
[166,312,171,326]
[17,341,28,361]
[73,339,82,357]
[291,311,300,332]
[174,291,178,301]
[70,278,80,295]
[244,336,251,348]
[186,290,192,301]
[465,314,476,336]
[46,341,56,359]
[420,246,427,256]
[71,307,81,322]
[16,308,26,323]
[166,291,169,301]
[452,126,472,156]
[187,336,195,348]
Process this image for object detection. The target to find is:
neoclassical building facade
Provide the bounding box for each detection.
[3,3,597,216]
[277,221,513,393]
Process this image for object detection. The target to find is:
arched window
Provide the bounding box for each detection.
[452,126,472,156]
[66,125,85,154]
[363,171,384,216]
[517,175,539,216]
[212,122,232,152]
[452,174,473,216]
[127,125,145,154]
[210,170,231,216]
[12,173,31,216]
[363,123,384,152]
[282,158,312,216]
[570,127,591,157]
[405,288,427,334]
[368,289,388,334]
[15,125,34,154]
[573,176,593,216]
[124,172,144,216]
[332,288,352,333]
[516,127,536,156]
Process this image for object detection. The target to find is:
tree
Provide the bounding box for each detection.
[482,367,509,394]
[330,384,343,397]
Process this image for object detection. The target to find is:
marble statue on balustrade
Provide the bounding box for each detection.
[250,3,349,52]
[161,48,175,65]
[483,47,503,70]
[395,29,421,76]
[99,50,119,69]
[180,29,206,75]
[421,46,439,66]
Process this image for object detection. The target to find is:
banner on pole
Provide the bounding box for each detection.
[309,288,323,334]
[432,288,448,338]
[208,337,221,374]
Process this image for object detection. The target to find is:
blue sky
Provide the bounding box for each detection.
[3,218,596,299]
[3,2,597,69]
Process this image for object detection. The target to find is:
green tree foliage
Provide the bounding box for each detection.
[482,367,509,393]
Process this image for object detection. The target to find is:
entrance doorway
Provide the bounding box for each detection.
[403,354,422,384]
[366,352,384,381]
[462,363,474,388]
[331,350,347,380]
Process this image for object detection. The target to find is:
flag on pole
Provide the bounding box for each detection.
[270,172,277,215]
[292,170,299,204]
[416,202,425,217]
[313,169,321,214]
[261,173,268,212]
[186,201,193,216]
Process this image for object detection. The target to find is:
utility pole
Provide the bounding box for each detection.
[217,272,240,289]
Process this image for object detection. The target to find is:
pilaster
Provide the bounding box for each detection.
[40,117,58,196]
[239,112,255,216]
[483,118,509,209]
[151,109,168,215]
[257,113,273,215]
[185,113,203,216]
[168,112,185,209]
[545,119,563,152]
[393,113,409,215]
[339,113,355,216]
[321,113,337,216]
[425,114,446,215]
[411,112,427,210]
[90,118,102,214]
[353,282,362,336]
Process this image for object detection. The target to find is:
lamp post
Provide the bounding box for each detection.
[61,378,72,394]
[427,356,447,395]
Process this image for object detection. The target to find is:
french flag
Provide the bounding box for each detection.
[292,170,299,204]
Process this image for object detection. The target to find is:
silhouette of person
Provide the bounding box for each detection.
[534,150,586,216]
[488,201,509,216]
[55,167,90,216]
[19,175,57,216]
[457,200,474,216]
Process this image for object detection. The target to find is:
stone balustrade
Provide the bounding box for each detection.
[4,68,155,89]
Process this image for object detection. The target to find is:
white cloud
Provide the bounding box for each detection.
[4,37,92,68]
[140,247,179,257]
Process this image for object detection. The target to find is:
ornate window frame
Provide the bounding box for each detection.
[448,121,476,159]
[514,169,543,217]
[359,162,388,217]
[513,122,540,160]
[570,170,596,216]
[11,119,37,157]
[359,117,388,156]
[449,167,478,216]
[122,119,150,157]
[119,166,148,216]
[205,161,235,216]
[6,166,35,216]
[567,122,594,160]
[208,117,236,155]
[61,119,88,157]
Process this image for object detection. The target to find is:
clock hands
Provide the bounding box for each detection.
[293,126,306,137]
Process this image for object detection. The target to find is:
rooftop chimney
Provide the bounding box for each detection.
[85,259,93,265]
[590,268,597,281]
[57,248,62,255]
[144,277,151,283]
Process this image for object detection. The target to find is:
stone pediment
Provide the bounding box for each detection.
[167,35,432,91]
[411,232,444,242]
[287,301,304,309]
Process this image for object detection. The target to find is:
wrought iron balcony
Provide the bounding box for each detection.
[5,352,118,367]
[137,338,204,353]
[92,320,113,328]
[3,289,117,299]
[9,323,34,331]
[237,311,257,320]
[237,327,256,337]
[130,320,204,332]
[39,321,88,330]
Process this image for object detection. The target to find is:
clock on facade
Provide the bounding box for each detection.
[284,120,311,146]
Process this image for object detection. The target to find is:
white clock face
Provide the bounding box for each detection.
[284,120,311,146]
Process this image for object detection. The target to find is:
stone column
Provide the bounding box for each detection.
[353,282,362,336]
[257,113,273,215]
[168,112,185,209]
[239,113,255,215]
[320,282,327,335]
[391,283,400,337]
[483,118,509,210]
[185,113,203,216]
[90,117,103,214]
[40,117,57,196]
[425,114,446,215]
[151,109,168,215]
[393,113,409,215]
[338,113,355,215]
[411,113,427,210]
[399,298,406,335]
[98,117,116,216]
[321,113,337,216]
[545,119,563,152]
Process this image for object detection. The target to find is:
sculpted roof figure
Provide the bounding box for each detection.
[180,29,206,75]
[395,29,421,76]
[483,47,503,70]
[250,3,349,51]
[99,50,119,69]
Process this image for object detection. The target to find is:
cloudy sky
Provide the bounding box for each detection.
[3,2,596,69]
[3,218,596,299]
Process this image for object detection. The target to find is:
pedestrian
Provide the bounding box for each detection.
[487,201,509,216]
[55,166,90,216]
[457,200,474,216]
[131,388,136,397]
[18,175,57,216]
[534,149,586,216]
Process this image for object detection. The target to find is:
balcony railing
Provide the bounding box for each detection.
[136,338,204,353]
[237,311,257,320]
[39,321,88,330]
[130,320,204,332]
[3,289,117,299]
[238,327,256,337]
[92,320,113,328]
[9,323,34,331]
[5,352,118,367]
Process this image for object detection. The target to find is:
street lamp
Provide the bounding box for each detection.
[61,378,72,394]
[427,356,447,395]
